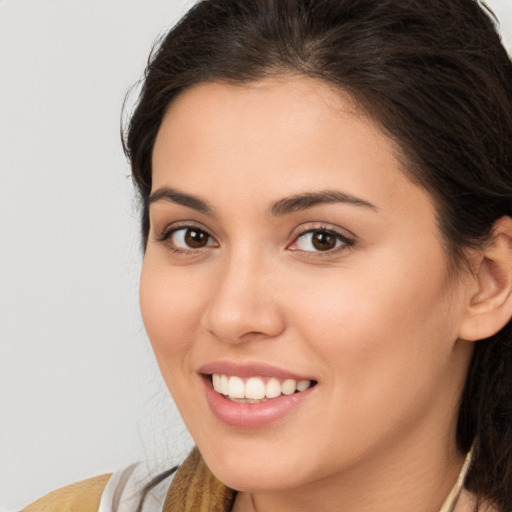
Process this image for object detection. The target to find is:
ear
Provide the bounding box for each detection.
[458,216,512,342]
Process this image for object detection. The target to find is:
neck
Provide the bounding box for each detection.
[233,433,467,512]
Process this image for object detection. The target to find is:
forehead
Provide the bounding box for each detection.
[151,76,430,218]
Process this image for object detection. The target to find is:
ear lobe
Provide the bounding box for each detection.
[458,216,512,342]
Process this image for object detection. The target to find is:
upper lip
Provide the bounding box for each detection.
[198,361,316,382]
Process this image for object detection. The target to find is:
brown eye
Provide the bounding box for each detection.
[169,227,216,250]
[290,228,353,253]
[311,231,337,251]
[184,228,209,248]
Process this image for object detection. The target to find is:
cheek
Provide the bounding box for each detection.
[139,259,205,369]
[288,245,457,399]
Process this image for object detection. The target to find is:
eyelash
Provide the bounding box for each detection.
[155,223,355,256]
[289,225,355,256]
[156,223,217,255]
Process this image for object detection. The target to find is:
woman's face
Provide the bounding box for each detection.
[141,77,473,493]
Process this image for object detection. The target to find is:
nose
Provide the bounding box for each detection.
[200,251,286,344]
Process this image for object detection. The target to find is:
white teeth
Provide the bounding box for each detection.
[281,379,296,396]
[265,377,281,399]
[211,374,313,400]
[228,376,245,399]
[245,377,266,400]
[220,374,229,395]
[297,380,310,392]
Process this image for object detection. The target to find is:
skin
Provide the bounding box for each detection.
[141,76,478,512]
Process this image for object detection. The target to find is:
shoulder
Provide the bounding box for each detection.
[23,473,111,512]
[21,463,175,512]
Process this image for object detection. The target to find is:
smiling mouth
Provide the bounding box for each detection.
[208,374,317,404]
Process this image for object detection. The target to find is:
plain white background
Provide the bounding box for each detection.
[0,1,511,510]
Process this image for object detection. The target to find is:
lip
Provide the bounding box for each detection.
[198,361,314,381]
[199,361,317,428]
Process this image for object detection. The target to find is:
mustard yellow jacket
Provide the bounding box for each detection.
[23,448,235,512]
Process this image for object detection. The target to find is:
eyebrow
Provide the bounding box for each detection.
[269,190,377,216]
[149,186,376,217]
[149,187,214,215]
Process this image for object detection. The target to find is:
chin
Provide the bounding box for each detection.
[198,442,309,492]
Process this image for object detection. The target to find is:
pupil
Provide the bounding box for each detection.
[185,229,208,248]
[312,231,336,251]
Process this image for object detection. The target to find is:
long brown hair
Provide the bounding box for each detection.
[123,1,512,509]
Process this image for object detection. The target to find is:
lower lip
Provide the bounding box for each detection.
[202,377,315,428]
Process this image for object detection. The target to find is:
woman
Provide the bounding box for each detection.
[24,0,512,511]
